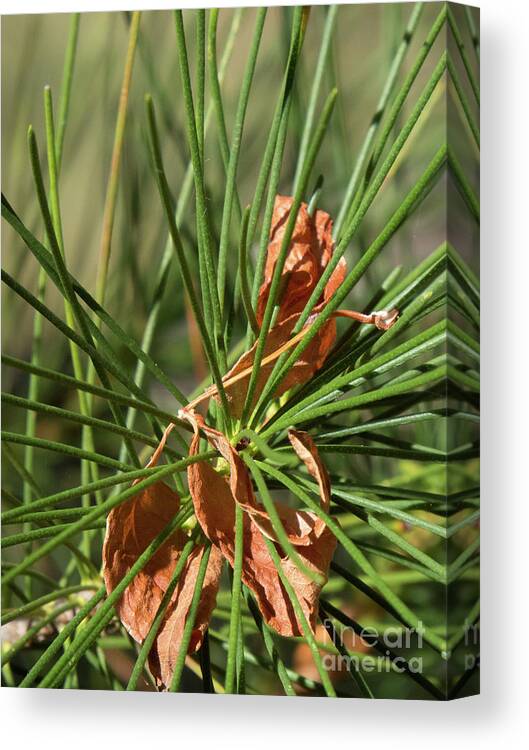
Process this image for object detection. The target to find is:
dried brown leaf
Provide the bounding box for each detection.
[102,441,222,689]
[183,413,337,637]
[213,311,336,419]
[288,429,331,512]
[214,196,346,418]
[256,195,346,326]
[181,411,328,547]
[185,196,398,418]
[147,542,222,688]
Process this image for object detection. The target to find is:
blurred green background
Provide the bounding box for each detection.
[2,4,459,380]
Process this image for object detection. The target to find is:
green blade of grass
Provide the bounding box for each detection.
[1,602,75,666]
[243,589,296,696]
[2,584,99,625]
[117,8,243,466]
[448,145,479,222]
[26,128,140,467]
[168,542,213,692]
[238,205,259,335]
[334,1,426,237]
[2,521,107,550]
[195,9,205,161]
[144,95,231,418]
[224,504,244,694]
[216,8,267,315]
[23,14,80,578]
[1,354,186,435]
[279,366,446,428]
[174,9,225,366]
[1,269,171,417]
[245,6,306,332]
[1,203,189,407]
[262,317,446,436]
[207,8,243,216]
[2,392,178,454]
[1,465,168,524]
[44,82,106,548]
[447,54,479,149]
[447,5,480,104]
[94,11,140,306]
[292,4,338,193]
[2,431,135,472]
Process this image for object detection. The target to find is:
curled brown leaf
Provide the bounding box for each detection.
[186,195,397,418]
[181,411,331,547]
[213,311,338,419]
[147,542,222,688]
[182,410,337,637]
[256,195,346,327]
[288,429,331,512]
[102,445,222,689]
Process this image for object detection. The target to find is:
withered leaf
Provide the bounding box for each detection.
[288,429,331,511]
[213,196,346,418]
[287,428,333,542]
[185,195,398,418]
[181,411,330,547]
[147,542,222,688]
[102,452,222,689]
[214,310,337,419]
[174,197,345,419]
[256,195,346,325]
[183,412,337,637]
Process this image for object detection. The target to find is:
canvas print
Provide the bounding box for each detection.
[1,2,480,699]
